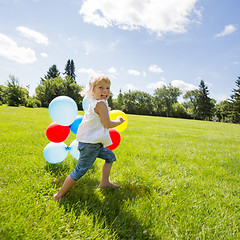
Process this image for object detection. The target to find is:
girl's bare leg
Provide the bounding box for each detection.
[54,175,76,201]
[99,162,119,188]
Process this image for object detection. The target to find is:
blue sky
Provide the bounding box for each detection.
[0,0,239,102]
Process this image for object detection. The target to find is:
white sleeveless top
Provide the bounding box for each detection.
[76,99,112,147]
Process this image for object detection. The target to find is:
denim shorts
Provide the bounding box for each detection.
[70,142,116,181]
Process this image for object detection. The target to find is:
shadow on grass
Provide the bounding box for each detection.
[45,161,100,188]
[45,162,71,177]
[45,160,99,179]
[60,177,155,239]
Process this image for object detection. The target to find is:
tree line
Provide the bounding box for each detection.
[0,59,240,123]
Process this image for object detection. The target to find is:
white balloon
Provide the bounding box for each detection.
[43,142,68,164]
[82,97,89,111]
[70,139,80,160]
[49,96,78,126]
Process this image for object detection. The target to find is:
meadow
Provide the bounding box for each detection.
[0,105,239,239]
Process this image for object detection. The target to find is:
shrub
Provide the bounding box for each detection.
[26,97,42,108]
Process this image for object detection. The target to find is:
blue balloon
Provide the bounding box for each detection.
[82,97,89,111]
[43,142,68,164]
[70,115,83,134]
[49,96,78,126]
[70,139,80,160]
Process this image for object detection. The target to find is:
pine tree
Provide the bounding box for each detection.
[64,59,76,83]
[230,77,240,123]
[117,89,124,110]
[46,65,60,79]
[196,80,214,120]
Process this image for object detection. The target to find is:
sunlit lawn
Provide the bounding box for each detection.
[0,105,239,239]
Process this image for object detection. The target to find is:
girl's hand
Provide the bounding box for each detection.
[117,116,125,124]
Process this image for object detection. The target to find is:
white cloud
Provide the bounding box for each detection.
[128,69,141,76]
[108,67,117,75]
[205,81,213,87]
[147,80,167,89]
[125,83,137,91]
[171,80,197,93]
[17,26,49,45]
[79,67,117,79]
[107,67,117,78]
[79,67,96,75]
[215,24,237,38]
[0,33,37,64]
[212,93,229,103]
[40,52,48,58]
[149,64,164,73]
[79,0,201,37]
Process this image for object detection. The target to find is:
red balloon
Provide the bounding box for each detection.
[107,128,121,150]
[46,122,70,143]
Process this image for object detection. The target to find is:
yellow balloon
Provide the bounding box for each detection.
[109,110,128,133]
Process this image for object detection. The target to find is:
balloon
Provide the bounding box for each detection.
[69,139,80,160]
[109,110,128,132]
[70,115,83,134]
[43,142,68,164]
[46,122,70,143]
[107,128,121,150]
[82,97,89,111]
[49,96,78,126]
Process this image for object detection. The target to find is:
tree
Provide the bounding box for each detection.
[0,85,8,104]
[37,65,62,106]
[215,100,232,122]
[116,89,124,110]
[123,91,154,115]
[64,76,83,109]
[108,93,114,109]
[44,65,60,80]
[36,62,83,108]
[122,91,136,114]
[7,75,28,106]
[134,91,153,115]
[36,75,83,108]
[196,80,214,120]
[230,77,240,123]
[36,76,66,107]
[25,96,41,108]
[153,85,181,117]
[170,103,190,119]
[183,89,199,119]
[64,59,76,83]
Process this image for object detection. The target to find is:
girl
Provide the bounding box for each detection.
[54,74,125,201]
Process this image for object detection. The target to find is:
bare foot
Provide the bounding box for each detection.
[98,182,120,189]
[53,193,61,202]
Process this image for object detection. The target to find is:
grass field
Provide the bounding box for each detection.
[0,105,240,239]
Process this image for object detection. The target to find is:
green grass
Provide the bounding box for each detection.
[0,105,239,239]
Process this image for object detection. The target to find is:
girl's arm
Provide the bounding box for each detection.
[95,101,125,129]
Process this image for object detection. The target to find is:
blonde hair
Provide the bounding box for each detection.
[81,73,111,99]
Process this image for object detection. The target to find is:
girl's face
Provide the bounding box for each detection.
[93,79,111,100]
